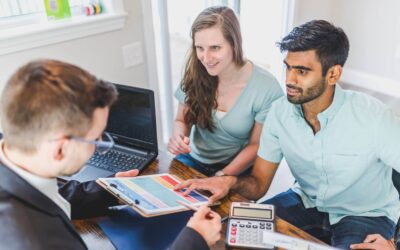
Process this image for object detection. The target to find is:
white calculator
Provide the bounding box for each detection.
[226,202,275,249]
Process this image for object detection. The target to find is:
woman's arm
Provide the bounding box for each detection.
[168,103,193,155]
[219,122,263,176]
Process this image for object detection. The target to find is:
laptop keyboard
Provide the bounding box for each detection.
[87,149,147,172]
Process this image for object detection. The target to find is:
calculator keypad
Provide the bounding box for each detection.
[227,219,274,249]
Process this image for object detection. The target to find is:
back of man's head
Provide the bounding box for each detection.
[0,59,117,154]
[277,20,350,76]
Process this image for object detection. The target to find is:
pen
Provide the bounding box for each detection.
[108,204,129,211]
[176,200,228,223]
[109,182,140,206]
[176,199,200,211]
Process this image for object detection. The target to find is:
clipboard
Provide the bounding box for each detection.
[96,173,219,217]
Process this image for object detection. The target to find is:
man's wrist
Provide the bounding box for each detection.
[214,170,225,177]
[224,175,238,190]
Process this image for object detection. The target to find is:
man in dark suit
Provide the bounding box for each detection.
[0,59,221,249]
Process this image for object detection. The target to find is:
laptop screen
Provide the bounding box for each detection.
[106,84,158,153]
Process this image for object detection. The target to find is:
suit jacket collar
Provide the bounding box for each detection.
[0,161,86,246]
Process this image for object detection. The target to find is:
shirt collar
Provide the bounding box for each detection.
[319,84,345,120]
[291,84,346,120]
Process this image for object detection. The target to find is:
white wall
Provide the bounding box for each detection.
[292,0,400,103]
[293,0,333,26]
[0,0,148,91]
[333,0,400,82]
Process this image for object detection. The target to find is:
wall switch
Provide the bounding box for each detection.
[122,42,143,68]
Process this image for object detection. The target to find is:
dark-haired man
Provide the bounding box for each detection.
[0,59,221,249]
[177,20,400,249]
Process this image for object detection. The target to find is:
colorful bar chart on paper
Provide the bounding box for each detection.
[99,174,209,215]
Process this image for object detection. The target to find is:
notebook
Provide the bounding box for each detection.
[60,83,158,182]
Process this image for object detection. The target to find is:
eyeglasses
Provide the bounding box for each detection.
[69,132,114,155]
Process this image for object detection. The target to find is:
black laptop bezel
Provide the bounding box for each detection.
[107,83,158,157]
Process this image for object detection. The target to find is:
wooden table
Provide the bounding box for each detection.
[73,151,325,249]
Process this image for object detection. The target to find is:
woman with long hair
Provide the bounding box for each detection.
[168,6,283,176]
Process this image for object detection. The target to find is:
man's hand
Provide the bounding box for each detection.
[186,206,221,247]
[168,135,191,155]
[350,234,395,250]
[115,169,139,177]
[174,176,237,204]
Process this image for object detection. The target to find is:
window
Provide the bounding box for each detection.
[0,0,44,30]
[0,0,127,56]
[0,0,43,18]
[0,0,102,21]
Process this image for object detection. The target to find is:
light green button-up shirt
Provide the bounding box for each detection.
[259,85,400,224]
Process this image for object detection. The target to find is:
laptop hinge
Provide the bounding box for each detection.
[113,144,149,156]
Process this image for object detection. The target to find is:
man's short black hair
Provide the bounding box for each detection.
[277,20,349,76]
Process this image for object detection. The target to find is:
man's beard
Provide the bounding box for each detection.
[286,78,327,104]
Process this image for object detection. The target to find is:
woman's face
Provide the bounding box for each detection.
[194,26,234,76]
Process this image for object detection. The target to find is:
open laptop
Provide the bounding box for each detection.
[60,83,158,182]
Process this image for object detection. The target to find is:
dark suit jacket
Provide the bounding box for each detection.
[0,161,209,250]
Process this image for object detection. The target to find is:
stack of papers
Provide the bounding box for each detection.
[262,231,342,250]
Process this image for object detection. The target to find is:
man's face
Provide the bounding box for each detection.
[60,107,109,176]
[284,51,328,104]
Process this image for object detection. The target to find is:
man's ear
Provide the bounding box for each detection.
[326,65,343,86]
[52,138,68,161]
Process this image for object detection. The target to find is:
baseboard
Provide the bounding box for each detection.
[341,68,400,98]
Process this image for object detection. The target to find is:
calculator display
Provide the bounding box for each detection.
[233,207,272,219]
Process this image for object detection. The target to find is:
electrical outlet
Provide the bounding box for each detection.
[122,42,143,68]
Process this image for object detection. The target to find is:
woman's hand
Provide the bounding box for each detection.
[168,134,191,155]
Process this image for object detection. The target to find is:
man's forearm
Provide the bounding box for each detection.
[231,175,267,201]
